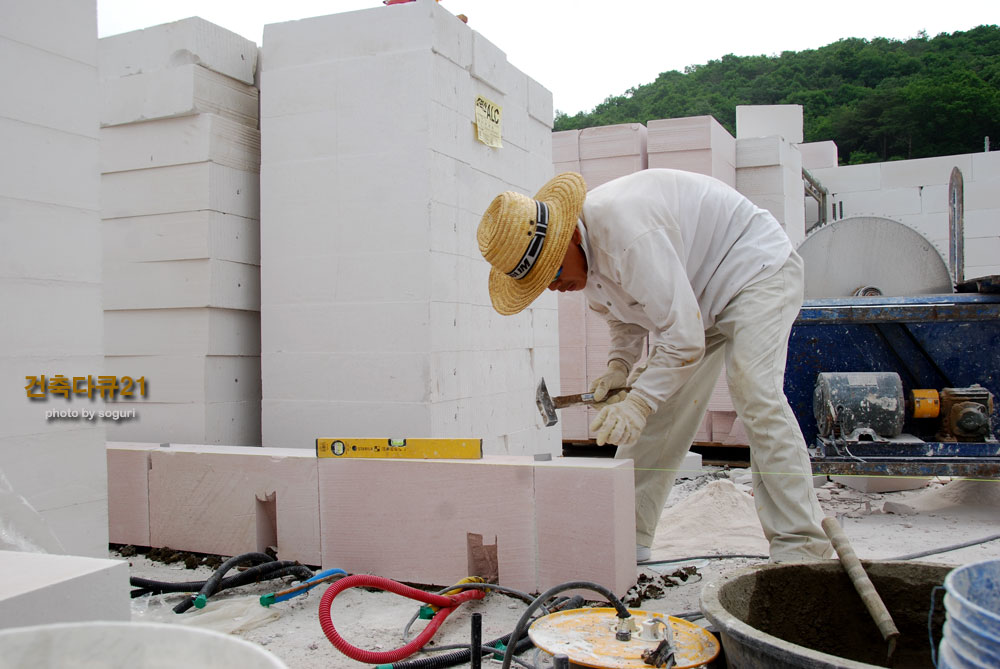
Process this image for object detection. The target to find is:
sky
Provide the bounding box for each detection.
[97,0,997,117]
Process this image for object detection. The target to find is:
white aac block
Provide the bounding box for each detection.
[527,76,553,126]
[647,116,735,158]
[736,104,803,143]
[581,155,647,189]
[99,17,257,85]
[319,457,537,591]
[470,29,507,93]
[262,302,431,353]
[264,351,430,403]
[106,442,157,546]
[102,211,260,265]
[553,130,580,163]
[648,149,737,186]
[0,354,104,439]
[101,163,259,219]
[965,236,1000,267]
[263,399,432,448]
[535,458,635,595]
[0,551,129,629]
[104,401,261,446]
[0,199,102,283]
[839,187,923,218]
[810,163,882,194]
[0,36,99,138]
[0,431,108,557]
[736,165,793,195]
[103,259,260,311]
[103,354,260,404]
[735,135,798,169]
[0,0,96,65]
[262,0,446,71]
[965,208,1000,239]
[0,118,99,210]
[0,280,102,355]
[831,475,929,493]
[148,445,320,564]
[101,114,260,174]
[104,308,260,356]
[798,141,838,169]
[101,64,259,128]
[880,154,974,189]
[579,123,648,160]
[972,150,1000,181]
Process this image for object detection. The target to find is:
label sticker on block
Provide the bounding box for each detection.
[475,95,502,148]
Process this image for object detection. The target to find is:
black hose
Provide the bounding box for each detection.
[501,583,630,669]
[172,552,297,613]
[131,560,311,596]
[383,596,585,669]
[890,533,1000,561]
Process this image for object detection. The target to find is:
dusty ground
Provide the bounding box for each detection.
[117,467,1000,669]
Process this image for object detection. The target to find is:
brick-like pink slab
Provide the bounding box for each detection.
[534,458,636,596]
[318,456,537,592]
[107,442,158,546]
[148,445,321,565]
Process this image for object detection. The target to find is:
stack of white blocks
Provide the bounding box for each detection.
[735,105,807,247]
[647,115,736,187]
[259,0,560,455]
[578,123,648,189]
[99,18,263,445]
[810,152,1000,279]
[0,0,108,556]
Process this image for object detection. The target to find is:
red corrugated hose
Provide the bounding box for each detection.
[318,573,485,664]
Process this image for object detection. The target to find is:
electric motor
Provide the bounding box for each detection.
[813,372,905,439]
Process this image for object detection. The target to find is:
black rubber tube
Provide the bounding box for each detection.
[173,552,289,613]
[131,560,311,596]
[501,582,630,669]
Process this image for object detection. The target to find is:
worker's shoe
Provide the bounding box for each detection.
[636,545,651,563]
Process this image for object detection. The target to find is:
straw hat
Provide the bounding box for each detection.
[477,172,587,315]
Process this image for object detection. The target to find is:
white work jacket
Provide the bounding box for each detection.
[579,168,793,410]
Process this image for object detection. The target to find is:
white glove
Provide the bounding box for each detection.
[589,359,629,407]
[590,393,653,447]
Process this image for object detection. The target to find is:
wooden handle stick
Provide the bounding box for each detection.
[822,516,900,660]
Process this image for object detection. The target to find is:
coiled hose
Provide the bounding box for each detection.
[318,574,485,664]
[381,596,585,669]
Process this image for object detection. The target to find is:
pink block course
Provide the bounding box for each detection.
[147,444,321,565]
[318,456,636,595]
[534,458,635,596]
[107,442,158,546]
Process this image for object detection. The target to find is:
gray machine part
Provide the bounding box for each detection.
[814,372,906,440]
[798,216,953,298]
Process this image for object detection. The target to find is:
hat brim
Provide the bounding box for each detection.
[487,172,586,315]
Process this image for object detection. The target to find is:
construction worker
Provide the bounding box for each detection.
[477,169,832,563]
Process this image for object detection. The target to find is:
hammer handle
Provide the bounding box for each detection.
[821,517,900,653]
[552,387,630,410]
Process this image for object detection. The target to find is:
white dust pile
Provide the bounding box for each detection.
[650,479,768,559]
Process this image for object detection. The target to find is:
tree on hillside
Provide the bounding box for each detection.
[553,25,1000,165]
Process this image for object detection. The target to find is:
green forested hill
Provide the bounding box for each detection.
[553,25,1000,165]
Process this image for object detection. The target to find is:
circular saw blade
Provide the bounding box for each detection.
[527,608,720,669]
[798,217,953,298]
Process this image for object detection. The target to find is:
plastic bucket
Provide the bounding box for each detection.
[0,621,288,669]
[939,559,1000,669]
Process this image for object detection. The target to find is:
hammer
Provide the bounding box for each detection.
[535,377,629,427]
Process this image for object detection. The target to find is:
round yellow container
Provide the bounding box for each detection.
[528,607,720,669]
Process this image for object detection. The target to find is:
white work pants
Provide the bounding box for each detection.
[615,251,832,561]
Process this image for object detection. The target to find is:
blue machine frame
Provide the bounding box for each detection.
[785,294,1000,478]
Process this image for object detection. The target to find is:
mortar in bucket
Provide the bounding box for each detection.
[0,621,288,668]
[939,558,1000,668]
[700,560,951,668]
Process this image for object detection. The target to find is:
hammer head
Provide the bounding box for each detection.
[536,377,558,427]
